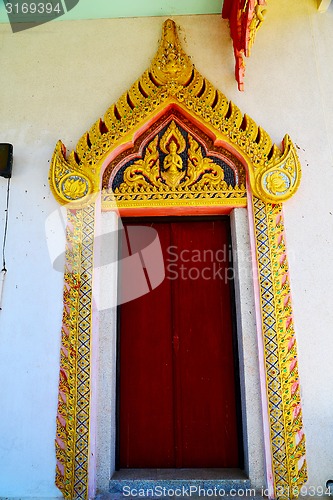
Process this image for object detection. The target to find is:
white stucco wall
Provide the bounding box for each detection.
[0,0,332,496]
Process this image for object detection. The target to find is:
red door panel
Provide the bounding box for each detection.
[171,221,239,467]
[119,223,175,468]
[118,218,240,469]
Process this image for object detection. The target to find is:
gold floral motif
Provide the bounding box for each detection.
[184,134,226,189]
[50,142,96,205]
[265,171,289,194]
[123,136,162,188]
[256,135,301,202]
[61,175,89,200]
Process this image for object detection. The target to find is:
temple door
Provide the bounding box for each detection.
[118,218,241,469]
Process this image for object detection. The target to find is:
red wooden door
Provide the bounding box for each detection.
[118,218,240,469]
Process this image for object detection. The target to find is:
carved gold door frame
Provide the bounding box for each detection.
[49,20,307,500]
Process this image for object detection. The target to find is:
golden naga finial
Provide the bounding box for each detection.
[150,19,193,86]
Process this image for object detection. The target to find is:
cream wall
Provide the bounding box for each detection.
[0,0,332,497]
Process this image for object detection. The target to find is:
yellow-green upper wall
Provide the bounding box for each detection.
[0,0,222,23]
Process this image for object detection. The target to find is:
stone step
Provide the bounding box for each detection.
[109,468,251,499]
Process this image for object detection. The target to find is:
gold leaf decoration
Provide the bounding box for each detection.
[49,19,301,206]
[118,122,229,194]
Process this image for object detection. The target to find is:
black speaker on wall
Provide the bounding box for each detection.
[0,144,13,179]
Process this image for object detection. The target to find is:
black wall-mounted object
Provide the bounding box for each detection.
[0,144,13,179]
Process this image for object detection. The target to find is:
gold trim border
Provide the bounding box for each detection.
[55,205,95,500]
[101,188,247,211]
[252,198,307,499]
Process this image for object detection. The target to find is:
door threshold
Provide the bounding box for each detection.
[110,468,250,496]
[112,468,248,480]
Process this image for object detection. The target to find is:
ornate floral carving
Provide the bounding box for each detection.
[60,175,89,201]
[255,135,301,202]
[50,141,96,205]
[123,136,162,188]
[103,119,244,210]
[119,121,228,194]
[185,135,226,188]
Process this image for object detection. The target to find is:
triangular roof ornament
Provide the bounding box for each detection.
[49,19,301,207]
